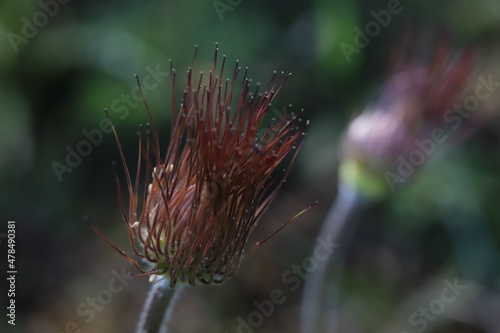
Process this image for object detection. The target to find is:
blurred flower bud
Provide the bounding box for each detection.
[340,38,497,198]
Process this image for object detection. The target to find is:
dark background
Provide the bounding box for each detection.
[1,0,500,332]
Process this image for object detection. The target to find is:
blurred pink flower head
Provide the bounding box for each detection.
[341,39,498,196]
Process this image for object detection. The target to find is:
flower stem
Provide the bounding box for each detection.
[301,182,367,333]
[136,276,185,333]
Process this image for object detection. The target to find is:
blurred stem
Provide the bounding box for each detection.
[301,182,368,333]
[136,276,185,333]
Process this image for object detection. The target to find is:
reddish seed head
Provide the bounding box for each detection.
[102,44,308,287]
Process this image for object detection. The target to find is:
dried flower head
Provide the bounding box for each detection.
[99,44,308,287]
[340,39,483,197]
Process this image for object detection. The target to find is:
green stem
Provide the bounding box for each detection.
[301,183,367,333]
[136,276,185,333]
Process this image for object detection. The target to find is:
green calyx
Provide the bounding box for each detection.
[339,158,389,200]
